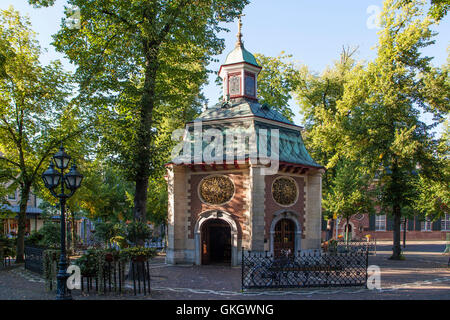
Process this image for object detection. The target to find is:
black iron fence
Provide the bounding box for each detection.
[334,239,376,255]
[80,260,151,296]
[24,246,45,274]
[242,249,369,289]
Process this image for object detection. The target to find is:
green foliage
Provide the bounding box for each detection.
[323,160,375,220]
[254,53,298,121]
[428,0,449,21]
[42,249,58,291]
[146,177,168,226]
[93,221,126,247]
[126,221,152,244]
[0,7,90,261]
[37,0,250,223]
[292,0,448,258]
[35,222,60,248]
[75,248,101,276]
[120,246,157,261]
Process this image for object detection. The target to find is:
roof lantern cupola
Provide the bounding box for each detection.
[218,15,261,102]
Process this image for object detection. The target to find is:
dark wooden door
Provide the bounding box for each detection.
[201,219,231,265]
[274,219,296,257]
[201,222,210,265]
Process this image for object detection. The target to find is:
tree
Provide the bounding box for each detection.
[331,0,448,259]
[324,160,374,242]
[254,53,298,121]
[428,0,449,21]
[0,8,86,262]
[31,0,250,233]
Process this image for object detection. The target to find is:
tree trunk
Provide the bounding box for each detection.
[403,217,407,248]
[15,185,31,263]
[71,211,76,251]
[345,216,350,245]
[391,205,402,259]
[132,41,159,237]
[390,158,403,260]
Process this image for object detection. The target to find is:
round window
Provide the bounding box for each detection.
[272,176,298,206]
[199,175,234,205]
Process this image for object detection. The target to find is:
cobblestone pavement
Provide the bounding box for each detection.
[0,243,449,300]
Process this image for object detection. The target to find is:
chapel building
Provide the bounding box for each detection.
[166,20,324,266]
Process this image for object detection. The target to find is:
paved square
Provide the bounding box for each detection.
[1,242,448,300]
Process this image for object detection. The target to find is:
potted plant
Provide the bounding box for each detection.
[104,248,119,262]
[121,247,156,262]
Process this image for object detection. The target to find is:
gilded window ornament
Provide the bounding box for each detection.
[272,176,298,206]
[199,175,234,205]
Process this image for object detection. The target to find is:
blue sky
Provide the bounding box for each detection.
[2,0,449,127]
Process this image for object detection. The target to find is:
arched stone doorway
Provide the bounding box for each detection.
[273,219,295,257]
[194,210,239,266]
[269,211,301,256]
[201,219,231,265]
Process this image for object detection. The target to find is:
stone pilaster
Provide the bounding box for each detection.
[249,166,266,251]
[302,169,323,250]
[166,165,189,264]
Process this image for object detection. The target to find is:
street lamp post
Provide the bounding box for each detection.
[42,144,83,300]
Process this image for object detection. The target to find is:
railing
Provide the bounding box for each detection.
[80,260,151,296]
[334,239,377,256]
[242,249,369,290]
[24,246,45,274]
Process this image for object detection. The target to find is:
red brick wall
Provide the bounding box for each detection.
[264,175,305,239]
[360,231,449,241]
[188,172,247,239]
[321,213,449,241]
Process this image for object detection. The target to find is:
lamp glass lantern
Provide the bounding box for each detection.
[42,162,61,189]
[64,165,83,190]
[53,145,71,169]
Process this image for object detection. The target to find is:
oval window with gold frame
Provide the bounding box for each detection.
[199,175,234,205]
[272,176,298,206]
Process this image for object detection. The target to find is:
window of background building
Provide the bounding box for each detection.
[441,214,450,231]
[400,219,408,232]
[7,191,16,200]
[375,215,386,231]
[421,218,432,231]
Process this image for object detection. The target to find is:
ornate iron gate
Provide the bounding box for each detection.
[242,249,368,289]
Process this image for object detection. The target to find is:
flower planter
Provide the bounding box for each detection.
[132,255,147,262]
[105,253,114,262]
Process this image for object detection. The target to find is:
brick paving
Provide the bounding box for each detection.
[0,242,449,300]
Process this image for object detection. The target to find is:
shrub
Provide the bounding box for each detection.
[93,221,126,247]
[126,221,152,244]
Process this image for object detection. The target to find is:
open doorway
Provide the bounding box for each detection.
[201,219,231,265]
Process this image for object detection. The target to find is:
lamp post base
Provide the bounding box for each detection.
[56,272,72,300]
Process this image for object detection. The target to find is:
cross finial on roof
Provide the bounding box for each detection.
[236,14,245,47]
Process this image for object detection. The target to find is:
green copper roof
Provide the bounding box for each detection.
[224,44,260,67]
[174,99,322,168]
[194,98,293,125]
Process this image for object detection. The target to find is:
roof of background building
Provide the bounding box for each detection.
[1,205,43,217]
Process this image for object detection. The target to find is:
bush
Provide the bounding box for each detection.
[37,222,60,248]
[93,221,126,247]
[75,248,100,276]
[25,231,44,247]
[126,221,152,244]
[119,247,156,261]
